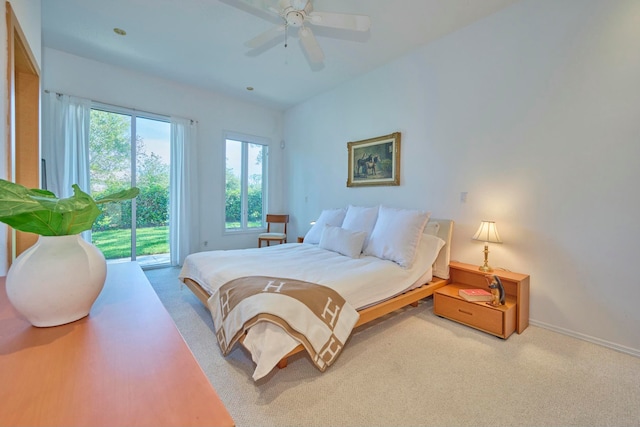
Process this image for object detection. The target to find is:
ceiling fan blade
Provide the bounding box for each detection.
[245,25,286,49]
[299,26,324,63]
[302,0,313,15]
[290,0,308,10]
[308,11,371,32]
[277,0,293,12]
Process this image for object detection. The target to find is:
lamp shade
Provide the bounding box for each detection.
[472,221,502,244]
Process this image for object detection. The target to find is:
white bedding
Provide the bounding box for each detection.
[179,232,445,380]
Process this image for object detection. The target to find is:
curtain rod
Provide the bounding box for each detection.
[43,89,198,124]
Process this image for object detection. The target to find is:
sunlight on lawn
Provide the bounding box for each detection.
[92,226,169,259]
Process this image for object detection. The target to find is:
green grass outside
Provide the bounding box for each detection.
[96,223,264,259]
[225,221,263,229]
[92,226,169,259]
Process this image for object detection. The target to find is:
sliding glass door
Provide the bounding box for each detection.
[89,106,170,267]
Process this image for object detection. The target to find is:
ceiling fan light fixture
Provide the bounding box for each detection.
[285,11,305,27]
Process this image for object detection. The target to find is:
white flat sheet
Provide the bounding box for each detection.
[180,242,434,310]
[179,240,436,380]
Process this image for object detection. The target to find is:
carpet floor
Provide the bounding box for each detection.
[145,266,640,427]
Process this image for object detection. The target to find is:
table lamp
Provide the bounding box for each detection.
[472,220,502,272]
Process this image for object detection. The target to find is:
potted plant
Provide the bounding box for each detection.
[0,179,139,327]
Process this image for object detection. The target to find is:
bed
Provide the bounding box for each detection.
[179,206,453,381]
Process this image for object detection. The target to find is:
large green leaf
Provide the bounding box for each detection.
[0,180,138,236]
[95,187,140,204]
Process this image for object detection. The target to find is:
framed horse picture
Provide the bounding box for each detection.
[347,132,401,187]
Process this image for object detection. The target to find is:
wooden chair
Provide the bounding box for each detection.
[258,214,289,248]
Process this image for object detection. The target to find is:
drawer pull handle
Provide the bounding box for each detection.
[458,309,473,316]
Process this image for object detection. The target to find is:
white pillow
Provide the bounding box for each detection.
[424,221,440,236]
[419,234,446,269]
[303,208,346,244]
[341,205,379,248]
[364,206,431,268]
[319,225,367,258]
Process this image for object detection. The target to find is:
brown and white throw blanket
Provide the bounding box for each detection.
[208,276,360,372]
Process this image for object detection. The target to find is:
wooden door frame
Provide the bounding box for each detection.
[6,2,40,264]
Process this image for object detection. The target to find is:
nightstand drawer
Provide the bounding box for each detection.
[434,283,517,338]
[434,293,503,334]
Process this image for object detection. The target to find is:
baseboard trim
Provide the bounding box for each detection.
[530,319,640,358]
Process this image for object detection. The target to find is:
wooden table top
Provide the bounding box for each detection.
[0,262,234,427]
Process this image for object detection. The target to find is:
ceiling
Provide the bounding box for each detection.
[41,0,520,111]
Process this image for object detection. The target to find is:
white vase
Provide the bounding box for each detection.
[6,234,107,327]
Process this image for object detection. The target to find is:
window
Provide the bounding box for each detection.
[225,133,268,231]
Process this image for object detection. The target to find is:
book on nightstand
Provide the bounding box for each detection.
[458,288,493,302]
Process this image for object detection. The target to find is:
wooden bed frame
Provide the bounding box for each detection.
[181,218,454,369]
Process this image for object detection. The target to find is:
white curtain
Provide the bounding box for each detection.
[41,92,91,198]
[170,118,198,266]
[41,92,92,241]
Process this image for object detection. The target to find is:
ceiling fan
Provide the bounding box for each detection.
[240,0,371,64]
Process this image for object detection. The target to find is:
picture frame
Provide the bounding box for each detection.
[347,132,401,187]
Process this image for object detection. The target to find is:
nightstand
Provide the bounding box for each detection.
[434,261,530,339]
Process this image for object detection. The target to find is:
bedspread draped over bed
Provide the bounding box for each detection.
[180,239,443,380]
[210,275,359,373]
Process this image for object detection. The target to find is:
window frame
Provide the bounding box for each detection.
[223,131,269,234]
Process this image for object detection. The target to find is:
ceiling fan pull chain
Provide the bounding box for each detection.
[284,23,288,48]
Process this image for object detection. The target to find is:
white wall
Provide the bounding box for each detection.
[284,0,640,355]
[0,0,42,275]
[42,48,285,253]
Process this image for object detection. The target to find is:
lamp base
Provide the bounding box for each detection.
[479,243,493,272]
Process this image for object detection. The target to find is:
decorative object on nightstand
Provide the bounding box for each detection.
[472,220,502,272]
[485,274,505,306]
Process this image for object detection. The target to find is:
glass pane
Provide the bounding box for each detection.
[247,143,264,229]
[89,109,133,260]
[135,117,170,266]
[225,139,242,229]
